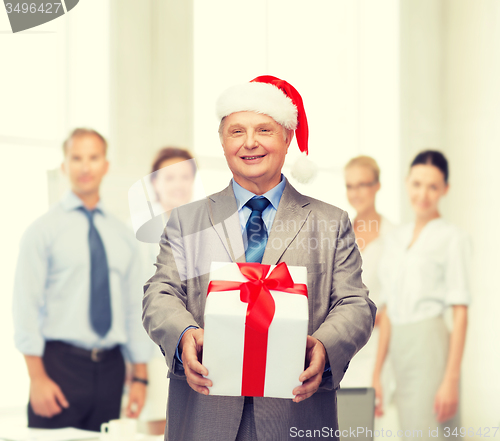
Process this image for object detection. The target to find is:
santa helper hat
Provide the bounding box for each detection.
[216,75,317,183]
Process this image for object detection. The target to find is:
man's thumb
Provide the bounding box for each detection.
[55,387,69,408]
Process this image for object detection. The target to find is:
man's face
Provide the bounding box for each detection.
[62,134,109,197]
[221,112,292,193]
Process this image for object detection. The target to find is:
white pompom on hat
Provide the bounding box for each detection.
[216,75,317,183]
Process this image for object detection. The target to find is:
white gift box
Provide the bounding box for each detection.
[202,262,309,399]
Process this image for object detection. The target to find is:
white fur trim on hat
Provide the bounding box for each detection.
[216,82,298,130]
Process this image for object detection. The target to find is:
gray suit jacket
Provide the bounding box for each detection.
[143,180,376,441]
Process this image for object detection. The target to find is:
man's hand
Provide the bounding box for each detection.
[292,335,328,403]
[125,381,147,418]
[29,376,69,418]
[180,328,212,395]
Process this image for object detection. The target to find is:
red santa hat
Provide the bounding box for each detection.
[216,76,316,183]
[216,75,309,155]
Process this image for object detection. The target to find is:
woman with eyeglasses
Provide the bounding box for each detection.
[373,151,471,441]
[341,156,395,392]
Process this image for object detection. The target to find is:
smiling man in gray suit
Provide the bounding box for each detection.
[142,76,376,441]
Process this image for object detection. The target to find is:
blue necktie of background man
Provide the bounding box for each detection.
[81,207,112,337]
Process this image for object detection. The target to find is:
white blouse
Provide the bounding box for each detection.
[341,216,395,387]
[379,218,472,326]
[360,216,396,309]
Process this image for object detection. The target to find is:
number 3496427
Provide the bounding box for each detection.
[444,427,499,438]
[5,3,63,14]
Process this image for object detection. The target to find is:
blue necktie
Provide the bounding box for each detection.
[81,208,112,337]
[244,198,271,263]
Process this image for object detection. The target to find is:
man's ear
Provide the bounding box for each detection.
[285,130,294,151]
[60,161,66,175]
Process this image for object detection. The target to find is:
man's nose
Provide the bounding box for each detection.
[81,160,91,172]
[243,131,258,149]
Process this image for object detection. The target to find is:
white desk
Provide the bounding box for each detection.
[0,425,163,441]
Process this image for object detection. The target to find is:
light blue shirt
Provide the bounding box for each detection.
[231,175,286,235]
[12,191,151,363]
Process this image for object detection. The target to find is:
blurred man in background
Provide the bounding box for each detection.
[13,128,150,431]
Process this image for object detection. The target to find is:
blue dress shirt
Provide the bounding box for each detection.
[12,191,151,363]
[232,174,286,234]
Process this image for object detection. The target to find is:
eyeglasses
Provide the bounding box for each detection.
[345,181,378,191]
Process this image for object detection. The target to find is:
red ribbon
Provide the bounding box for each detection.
[207,262,307,396]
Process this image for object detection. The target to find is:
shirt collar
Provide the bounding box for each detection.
[232,174,287,211]
[60,191,105,215]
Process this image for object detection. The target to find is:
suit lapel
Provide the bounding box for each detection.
[262,181,311,265]
[207,184,246,262]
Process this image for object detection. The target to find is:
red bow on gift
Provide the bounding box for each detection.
[207,262,307,396]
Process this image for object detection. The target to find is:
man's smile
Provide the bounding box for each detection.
[240,154,266,161]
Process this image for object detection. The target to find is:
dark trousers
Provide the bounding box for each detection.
[28,341,125,432]
[235,398,257,441]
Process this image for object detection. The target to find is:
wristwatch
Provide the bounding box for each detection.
[132,376,149,386]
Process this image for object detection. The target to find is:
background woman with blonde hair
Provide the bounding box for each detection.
[342,156,395,389]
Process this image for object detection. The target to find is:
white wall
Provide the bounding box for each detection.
[399,0,444,222]
[108,0,193,172]
[442,0,500,431]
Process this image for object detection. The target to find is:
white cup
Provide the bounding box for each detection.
[100,418,137,441]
